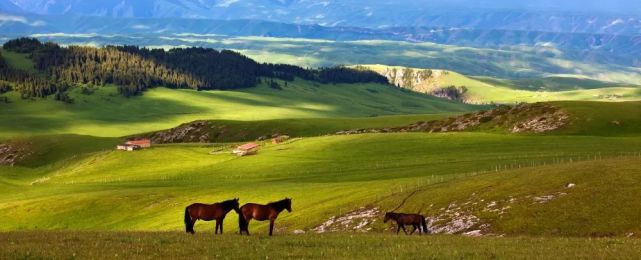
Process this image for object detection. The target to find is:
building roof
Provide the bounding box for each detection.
[127,139,151,145]
[236,142,259,151]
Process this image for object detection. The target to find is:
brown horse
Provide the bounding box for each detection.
[384,212,428,235]
[184,198,240,234]
[238,198,292,236]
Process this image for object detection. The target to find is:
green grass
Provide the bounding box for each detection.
[2,132,641,235]
[0,48,36,73]
[361,64,641,104]
[555,101,641,136]
[2,232,640,259]
[379,156,641,237]
[0,79,478,138]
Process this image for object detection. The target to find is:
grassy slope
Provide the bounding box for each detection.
[139,114,452,142]
[2,232,640,259]
[362,64,641,104]
[2,132,641,236]
[380,157,641,237]
[0,79,478,138]
[0,48,36,73]
[556,101,641,136]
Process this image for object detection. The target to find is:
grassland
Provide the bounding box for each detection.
[2,232,640,259]
[0,48,36,73]
[2,132,641,235]
[0,79,478,138]
[1,103,641,259]
[362,64,641,104]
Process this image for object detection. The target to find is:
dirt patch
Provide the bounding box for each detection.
[0,141,32,166]
[533,192,567,204]
[313,207,380,233]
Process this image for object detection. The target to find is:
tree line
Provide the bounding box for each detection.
[0,38,389,99]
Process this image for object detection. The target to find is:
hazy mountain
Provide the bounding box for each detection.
[4,0,641,33]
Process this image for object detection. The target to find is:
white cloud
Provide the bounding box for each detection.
[131,24,150,29]
[216,0,240,7]
[0,13,46,26]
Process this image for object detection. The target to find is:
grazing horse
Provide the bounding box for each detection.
[384,212,428,235]
[184,198,240,234]
[238,198,292,236]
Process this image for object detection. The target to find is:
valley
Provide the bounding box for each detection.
[1,1,641,257]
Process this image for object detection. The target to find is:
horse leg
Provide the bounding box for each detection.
[410,224,417,235]
[220,219,224,234]
[269,220,274,236]
[401,225,408,235]
[215,221,220,234]
[244,219,251,235]
[396,225,401,234]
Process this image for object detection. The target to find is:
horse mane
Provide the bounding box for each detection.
[268,198,290,211]
[219,199,238,209]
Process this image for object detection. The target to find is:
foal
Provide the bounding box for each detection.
[384,212,428,235]
[238,198,292,236]
[184,198,240,234]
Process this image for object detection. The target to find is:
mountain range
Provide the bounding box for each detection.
[1,0,640,78]
[3,0,641,33]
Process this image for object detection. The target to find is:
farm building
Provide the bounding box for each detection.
[233,143,260,156]
[126,139,152,148]
[116,139,151,151]
[116,144,141,151]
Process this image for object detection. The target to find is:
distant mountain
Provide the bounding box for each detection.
[3,0,641,34]
[0,13,639,68]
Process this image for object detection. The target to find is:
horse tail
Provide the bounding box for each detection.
[184,207,194,234]
[421,217,429,234]
[238,210,248,234]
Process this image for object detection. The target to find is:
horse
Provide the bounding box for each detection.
[384,212,428,235]
[184,198,240,234]
[238,198,292,236]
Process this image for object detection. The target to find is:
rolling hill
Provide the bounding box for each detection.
[361,64,641,104]
[0,80,478,138]
[1,101,641,235]
[13,34,641,85]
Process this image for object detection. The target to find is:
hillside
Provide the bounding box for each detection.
[334,101,641,137]
[361,64,641,104]
[10,34,641,85]
[0,80,478,138]
[2,131,641,234]
[0,102,641,236]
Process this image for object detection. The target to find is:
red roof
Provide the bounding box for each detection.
[237,142,259,150]
[127,139,151,145]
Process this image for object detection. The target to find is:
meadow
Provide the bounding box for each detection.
[2,232,640,259]
[0,80,477,138]
[362,64,641,104]
[2,44,641,258]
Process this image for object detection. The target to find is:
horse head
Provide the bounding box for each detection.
[232,198,240,213]
[384,212,393,223]
[284,197,292,212]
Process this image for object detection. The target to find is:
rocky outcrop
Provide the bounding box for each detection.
[142,120,212,144]
[372,67,470,102]
[138,121,290,144]
[313,207,380,233]
[336,103,570,135]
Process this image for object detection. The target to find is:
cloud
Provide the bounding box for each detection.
[217,0,240,7]
[131,24,150,29]
[0,13,46,26]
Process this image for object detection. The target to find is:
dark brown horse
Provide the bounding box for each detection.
[238,198,292,236]
[384,212,428,235]
[184,198,240,234]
